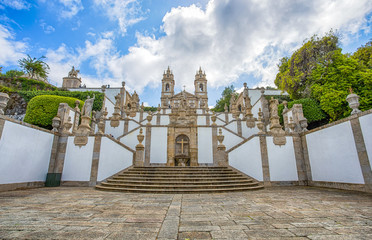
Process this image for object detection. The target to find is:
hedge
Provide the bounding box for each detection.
[18,90,104,111]
[24,95,84,129]
[0,85,14,93]
[278,98,328,125]
[0,76,57,91]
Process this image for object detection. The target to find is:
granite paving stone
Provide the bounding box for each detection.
[0,186,370,239]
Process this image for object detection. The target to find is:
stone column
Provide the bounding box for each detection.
[144,125,152,166]
[259,135,271,187]
[237,118,242,136]
[89,135,102,186]
[123,118,129,135]
[216,129,228,166]
[292,134,307,185]
[350,116,372,192]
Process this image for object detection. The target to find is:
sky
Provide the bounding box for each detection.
[0,0,371,107]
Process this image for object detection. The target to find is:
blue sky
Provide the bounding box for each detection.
[0,0,371,107]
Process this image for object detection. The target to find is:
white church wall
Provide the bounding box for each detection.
[221,128,243,150]
[225,121,238,134]
[197,127,213,164]
[306,121,364,184]
[104,98,115,117]
[151,115,157,125]
[247,90,261,106]
[359,113,372,170]
[97,137,133,181]
[128,120,140,132]
[62,137,94,181]
[196,109,203,114]
[104,120,124,139]
[160,115,169,125]
[132,114,140,122]
[241,124,259,138]
[251,102,261,119]
[229,137,263,181]
[0,121,53,184]
[120,127,146,150]
[266,136,298,181]
[150,127,168,164]
[215,117,225,126]
[197,116,206,125]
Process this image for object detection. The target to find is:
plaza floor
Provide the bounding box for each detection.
[0,187,371,240]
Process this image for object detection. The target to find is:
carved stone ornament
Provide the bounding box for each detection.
[97,117,105,135]
[146,113,153,125]
[269,97,286,146]
[0,92,10,115]
[74,115,91,147]
[62,116,73,135]
[346,90,362,115]
[211,113,217,126]
[136,128,145,149]
[217,128,225,146]
[256,108,265,134]
[52,116,61,133]
[110,100,121,128]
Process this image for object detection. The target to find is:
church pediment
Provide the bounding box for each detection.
[173,91,197,99]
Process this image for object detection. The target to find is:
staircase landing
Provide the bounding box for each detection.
[95,166,263,193]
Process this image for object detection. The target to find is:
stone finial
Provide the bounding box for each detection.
[224,103,228,112]
[211,113,217,126]
[256,108,265,134]
[269,97,286,145]
[122,81,125,87]
[146,113,153,125]
[217,129,225,146]
[62,116,73,135]
[110,94,121,127]
[0,92,10,115]
[74,100,81,112]
[136,128,144,148]
[346,91,362,115]
[97,117,105,135]
[52,116,61,133]
[216,128,227,166]
[101,85,106,93]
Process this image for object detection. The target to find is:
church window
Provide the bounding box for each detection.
[199,83,203,91]
[165,83,170,91]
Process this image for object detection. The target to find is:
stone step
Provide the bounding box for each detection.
[95,184,264,193]
[100,182,260,189]
[107,179,255,185]
[96,166,263,193]
[111,176,250,181]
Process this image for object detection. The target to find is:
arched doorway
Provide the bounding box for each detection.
[175,134,190,166]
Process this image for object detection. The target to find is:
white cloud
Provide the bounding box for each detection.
[0,24,26,66]
[103,0,372,92]
[0,0,31,10]
[40,21,55,34]
[58,0,84,19]
[93,0,146,35]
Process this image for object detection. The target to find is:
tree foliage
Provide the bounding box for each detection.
[3,70,24,78]
[275,31,339,99]
[212,85,238,112]
[352,41,372,69]
[18,55,50,80]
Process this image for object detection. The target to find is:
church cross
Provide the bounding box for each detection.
[183,85,186,91]
[177,138,189,154]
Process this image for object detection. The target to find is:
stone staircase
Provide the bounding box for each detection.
[95,166,263,193]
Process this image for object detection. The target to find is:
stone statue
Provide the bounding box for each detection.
[82,95,95,117]
[68,66,80,78]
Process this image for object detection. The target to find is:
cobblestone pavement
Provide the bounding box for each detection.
[0,187,371,240]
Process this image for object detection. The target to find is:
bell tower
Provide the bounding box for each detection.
[161,66,175,108]
[194,67,208,108]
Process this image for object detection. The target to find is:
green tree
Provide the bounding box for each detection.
[18,55,50,80]
[212,85,238,112]
[275,31,340,99]
[311,50,372,121]
[352,41,372,69]
[0,66,3,75]
[4,70,24,78]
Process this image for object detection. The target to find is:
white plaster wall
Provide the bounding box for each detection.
[165,109,171,114]
[197,116,206,125]
[150,127,168,164]
[104,98,115,117]
[306,121,364,184]
[197,109,203,114]
[151,115,157,125]
[128,120,139,132]
[161,115,169,125]
[215,118,225,126]
[132,114,140,122]
[197,127,213,164]
[247,90,261,106]
[120,127,145,150]
[225,121,238,133]
[229,137,263,181]
[97,137,133,181]
[104,120,124,139]
[221,128,243,150]
[251,102,260,119]
[359,113,372,170]
[62,137,94,181]
[267,136,298,181]
[0,121,53,184]
[241,124,259,138]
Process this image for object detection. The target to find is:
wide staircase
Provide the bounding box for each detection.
[95,166,263,193]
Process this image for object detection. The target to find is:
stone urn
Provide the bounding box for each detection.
[146,114,153,125]
[217,129,224,145]
[137,128,144,147]
[52,116,61,133]
[0,92,10,115]
[346,92,361,115]
[211,114,217,126]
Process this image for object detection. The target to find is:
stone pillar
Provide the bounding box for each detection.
[292,134,307,185]
[225,112,229,123]
[350,116,372,192]
[89,135,102,186]
[124,118,129,135]
[260,88,270,127]
[206,114,210,126]
[0,118,5,141]
[144,125,152,166]
[156,112,161,125]
[135,128,145,166]
[237,118,242,136]
[45,134,68,187]
[216,129,228,166]
[259,135,271,187]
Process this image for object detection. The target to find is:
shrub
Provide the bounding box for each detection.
[0,76,57,91]
[0,85,14,93]
[278,98,328,127]
[18,90,104,111]
[24,95,83,129]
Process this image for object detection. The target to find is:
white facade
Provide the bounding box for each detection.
[359,113,372,170]
[150,127,168,164]
[197,127,213,164]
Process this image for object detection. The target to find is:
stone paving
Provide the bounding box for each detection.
[0,187,371,240]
